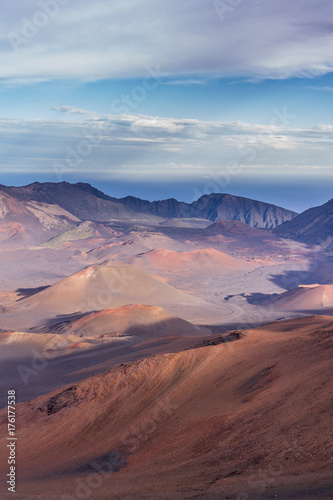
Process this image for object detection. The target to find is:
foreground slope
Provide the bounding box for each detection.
[1,316,332,499]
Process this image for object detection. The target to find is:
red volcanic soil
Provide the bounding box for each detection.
[64,304,208,339]
[2,265,207,330]
[88,232,187,263]
[14,265,201,312]
[1,316,332,499]
[127,247,257,275]
[0,222,28,245]
[0,291,20,307]
[273,284,333,312]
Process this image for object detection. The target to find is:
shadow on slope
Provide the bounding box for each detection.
[0,316,332,499]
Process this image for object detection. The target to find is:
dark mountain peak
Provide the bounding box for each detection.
[200,193,225,199]
[112,189,297,227]
[198,192,283,208]
[0,181,136,221]
[275,198,333,247]
[0,181,297,229]
[14,181,113,203]
[25,181,67,188]
[70,182,113,201]
[121,195,144,202]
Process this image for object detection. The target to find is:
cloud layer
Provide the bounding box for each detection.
[1,0,333,81]
[1,110,332,186]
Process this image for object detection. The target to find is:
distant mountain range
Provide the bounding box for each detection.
[275,198,333,248]
[114,192,298,228]
[0,182,297,229]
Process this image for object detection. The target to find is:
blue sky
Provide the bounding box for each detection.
[2,74,333,126]
[0,0,333,212]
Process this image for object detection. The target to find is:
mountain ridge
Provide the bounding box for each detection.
[0,181,297,229]
[112,191,297,228]
[275,198,333,247]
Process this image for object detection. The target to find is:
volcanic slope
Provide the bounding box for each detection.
[1,316,332,499]
[87,231,187,263]
[1,265,213,329]
[271,283,333,312]
[0,190,79,246]
[54,304,209,339]
[124,247,258,275]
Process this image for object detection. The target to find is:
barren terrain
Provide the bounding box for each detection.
[0,183,332,499]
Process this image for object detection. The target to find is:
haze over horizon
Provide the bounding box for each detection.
[1,0,333,212]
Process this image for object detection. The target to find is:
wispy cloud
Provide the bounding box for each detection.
[163,79,208,86]
[1,0,333,81]
[51,106,96,115]
[308,86,333,91]
[0,111,332,181]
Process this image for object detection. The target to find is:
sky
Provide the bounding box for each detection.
[1,0,333,212]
